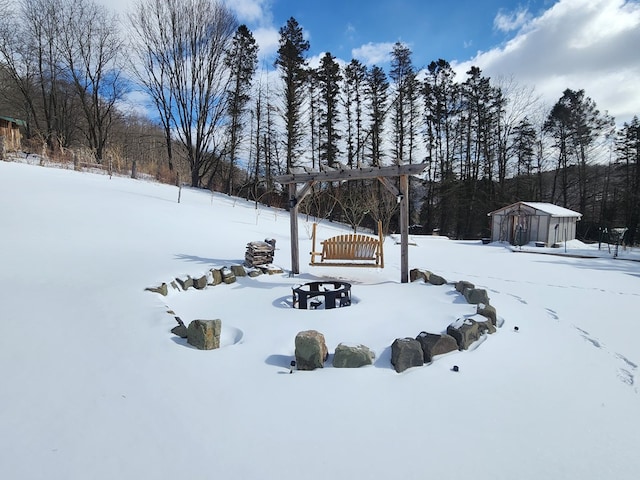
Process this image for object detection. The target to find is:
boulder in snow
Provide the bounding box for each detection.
[391,337,424,373]
[415,331,458,362]
[463,287,490,305]
[446,316,495,350]
[187,319,222,350]
[294,330,329,370]
[455,280,475,295]
[333,343,375,368]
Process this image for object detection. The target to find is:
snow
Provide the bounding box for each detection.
[521,201,583,217]
[1,160,639,480]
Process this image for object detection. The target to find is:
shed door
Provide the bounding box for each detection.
[511,214,530,246]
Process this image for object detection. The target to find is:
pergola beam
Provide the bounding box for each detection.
[274,162,427,185]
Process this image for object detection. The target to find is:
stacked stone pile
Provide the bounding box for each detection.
[244,239,276,267]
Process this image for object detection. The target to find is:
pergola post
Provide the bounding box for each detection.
[399,174,410,283]
[288,183,299,274]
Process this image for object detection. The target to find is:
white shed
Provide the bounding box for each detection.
[488,202,582,246]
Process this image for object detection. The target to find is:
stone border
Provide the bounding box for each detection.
[147,265,503,372]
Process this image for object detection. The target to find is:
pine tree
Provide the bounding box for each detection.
[224,24,258,195]
[343,59,367,168]
[616,116,640,243]
[365,65,388,167]
[316,52,342,168]
[421,59,459,236]
[389,42,417,165]
[274,17,309,172]
[511,117,538,199]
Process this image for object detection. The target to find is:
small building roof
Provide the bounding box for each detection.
[488,201,582,218]
[0,116,27,127]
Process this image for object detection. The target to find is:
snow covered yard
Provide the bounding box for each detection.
[1,160,638,480]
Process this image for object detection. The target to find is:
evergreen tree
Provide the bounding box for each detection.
[343,59,367,168]
[364,65,388,167]
[224,24,258,195]
[511,117,538,199]
[616,116,640,243]
[316,52,342,168]
[389,42,416,165]
[274,17,309,172]
[421,59,459,236]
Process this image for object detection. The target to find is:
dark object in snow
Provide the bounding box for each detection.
[289,360,296,374]
[452,365,459,372]
[514,326,519,332]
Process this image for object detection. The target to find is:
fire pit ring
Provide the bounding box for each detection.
[292,281,352,310]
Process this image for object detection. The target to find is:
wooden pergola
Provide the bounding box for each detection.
[274,162,428,283]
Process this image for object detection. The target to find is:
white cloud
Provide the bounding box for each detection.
[351,42,395,66]
[458,0,640,124]
[493,6,531,33]
[252,26,280,62]
[223,0,271,25]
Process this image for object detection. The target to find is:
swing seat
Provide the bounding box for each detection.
[310,222,384,268]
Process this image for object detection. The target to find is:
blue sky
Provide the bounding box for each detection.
[102,0,639,124]
[265,0,547,69]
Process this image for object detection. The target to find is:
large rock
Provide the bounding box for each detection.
[221,267,236,284]
[463,287,490,305]
[175,275,193,290]
[295,330,329,370]
[187,319,222,350]
[427,273,447,286]
[230,264,246,277]
[210,269,222,285]
[171,324,188,338]
[477,304,497,326]
[193,275,208,290]
[455,280,475,294]
[390,338,424,373]
[415,332,458,362]
[446,316,495,350]
[333,343,375,368]
[410,269,426,282]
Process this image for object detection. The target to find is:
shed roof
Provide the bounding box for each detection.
[488,201,582,218]
[0,116,27,127]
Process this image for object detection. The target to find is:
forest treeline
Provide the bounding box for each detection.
[0,0,638,243]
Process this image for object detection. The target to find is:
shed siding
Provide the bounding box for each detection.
[488,201,581,246]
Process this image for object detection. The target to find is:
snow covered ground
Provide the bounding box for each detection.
[1,160,638,480]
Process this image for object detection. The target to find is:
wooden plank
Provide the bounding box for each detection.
[274,162,428,185]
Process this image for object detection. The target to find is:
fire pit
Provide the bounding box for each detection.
[292,281,352,310]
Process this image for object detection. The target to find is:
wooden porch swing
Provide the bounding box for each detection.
[310,220,384,268]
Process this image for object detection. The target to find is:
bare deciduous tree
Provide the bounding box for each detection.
[129,0,238,187]
[57,0,125,163]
